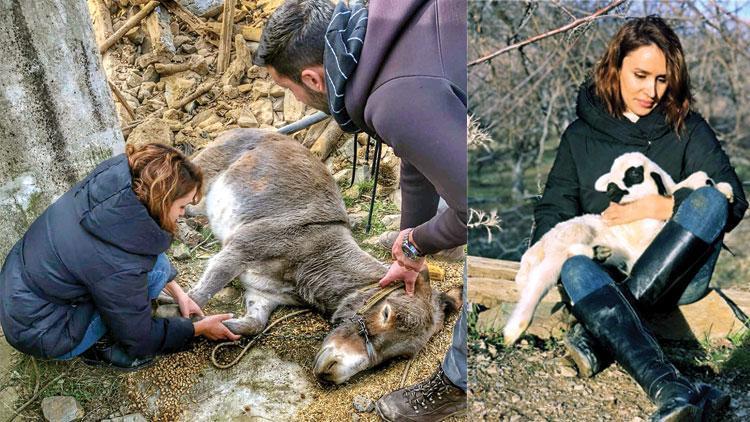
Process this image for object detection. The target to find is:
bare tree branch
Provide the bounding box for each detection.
[468,0,628,67]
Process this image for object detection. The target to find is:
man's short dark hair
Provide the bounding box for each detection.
[254,0,334,82]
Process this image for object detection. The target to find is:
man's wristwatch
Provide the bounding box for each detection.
[401,229,424,260]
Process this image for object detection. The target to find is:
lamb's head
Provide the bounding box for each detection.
[313,271,462,385]
[595,152,675,203]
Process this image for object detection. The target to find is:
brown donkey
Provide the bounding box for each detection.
[187,129,461,384]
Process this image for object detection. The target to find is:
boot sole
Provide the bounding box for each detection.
[654,404,702,422]
[563,336,594,378]
[80,356,156,373]
[696,384,730,422]
[374,404,467,422]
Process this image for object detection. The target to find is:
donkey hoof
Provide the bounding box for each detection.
[592,245,612,262]
[223,318,264,336]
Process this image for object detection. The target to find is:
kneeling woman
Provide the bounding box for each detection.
[0,143,240,369]
[532,16,746,421]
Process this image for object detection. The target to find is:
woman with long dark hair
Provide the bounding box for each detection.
[0,143,240,370]
[532,16,746,421]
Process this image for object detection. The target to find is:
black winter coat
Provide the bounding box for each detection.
[0,154,194,359]
[531,83,747,245]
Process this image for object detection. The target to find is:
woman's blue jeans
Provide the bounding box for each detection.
[561,186,728,307]
[55,253,173,360]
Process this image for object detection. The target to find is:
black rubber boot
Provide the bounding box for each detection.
[626,220,711,309]
[81,338,154,372]
[571,283,709,422]
[563,322,614,378]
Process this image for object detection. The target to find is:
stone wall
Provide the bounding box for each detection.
[0,0,124,258]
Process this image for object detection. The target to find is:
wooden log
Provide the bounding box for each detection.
[144,4,176,57]
[99,1,160,54]
[108,81,136,121]
[309,118,345,160]
[216,0,237,74]
[163,0,208,35]
[467,256,520,281]
[87,0,113,44]
[468,256,750,341]
[205,22,263,42]
[221,34,251,86]
[88,0,134,124]
[171,79,217,111]
[154,61,193,75]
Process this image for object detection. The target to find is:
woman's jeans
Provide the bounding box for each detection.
[55,253,172,360]
[561,186,728,307]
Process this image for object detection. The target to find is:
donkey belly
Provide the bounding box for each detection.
[206,174,241,242]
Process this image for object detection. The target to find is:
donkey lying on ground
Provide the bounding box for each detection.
[503,152,734,346]
[187,128,461,384]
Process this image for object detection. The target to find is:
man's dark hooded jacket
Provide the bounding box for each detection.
[0,155,194,359]
[332,0,467,254]
[531,83,747,245]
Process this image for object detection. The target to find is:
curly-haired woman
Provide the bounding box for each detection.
[532,16,747,421]
[0,143,240,370]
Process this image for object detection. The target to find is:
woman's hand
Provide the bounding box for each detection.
[602,194,674,225]
[194,314,242,341]
[165,281,205,318]
[176,294,204,318]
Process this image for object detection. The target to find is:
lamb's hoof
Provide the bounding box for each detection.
[592,245,612,262]
[222,318,264,336]
[715,182,734,203]
[502,319,528,347]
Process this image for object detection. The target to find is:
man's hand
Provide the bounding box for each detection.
[602,194,674,226]
[194,314,242,341]
[391,229,427,272]
[379,261,426,296]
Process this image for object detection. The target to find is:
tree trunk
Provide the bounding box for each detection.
[0,0,124,258]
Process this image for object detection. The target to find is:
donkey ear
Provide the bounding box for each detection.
[439,287,463,315]
[650,172,668,196]
[414,269,431,297]
[595,172,611,192]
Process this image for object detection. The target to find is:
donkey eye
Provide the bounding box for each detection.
[381,305,390,323]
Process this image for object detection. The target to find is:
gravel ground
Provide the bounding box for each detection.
[468,334,750,421]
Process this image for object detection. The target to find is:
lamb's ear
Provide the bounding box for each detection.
[595,172,611,192]
[650,172,668,196]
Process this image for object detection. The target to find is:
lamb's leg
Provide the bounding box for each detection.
[503,258,562,346]
[189,223,283,307]
[223,272,301,336]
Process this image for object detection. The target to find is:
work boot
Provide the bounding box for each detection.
[626,220,711,309]
[81,338,154,372]
[563,322,613,378]
[570,283,727,421]
[375,366,466,422]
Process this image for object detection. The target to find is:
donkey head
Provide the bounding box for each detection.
[313,270,462,385]
[595,152,675,204]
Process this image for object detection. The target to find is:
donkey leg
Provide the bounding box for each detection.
[223,290,278,336]
[188,223,280,307]
[223,270,302,336]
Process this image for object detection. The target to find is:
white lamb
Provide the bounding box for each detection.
[502,152,734,346]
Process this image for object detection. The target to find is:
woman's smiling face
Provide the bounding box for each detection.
[619,44,668,116]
